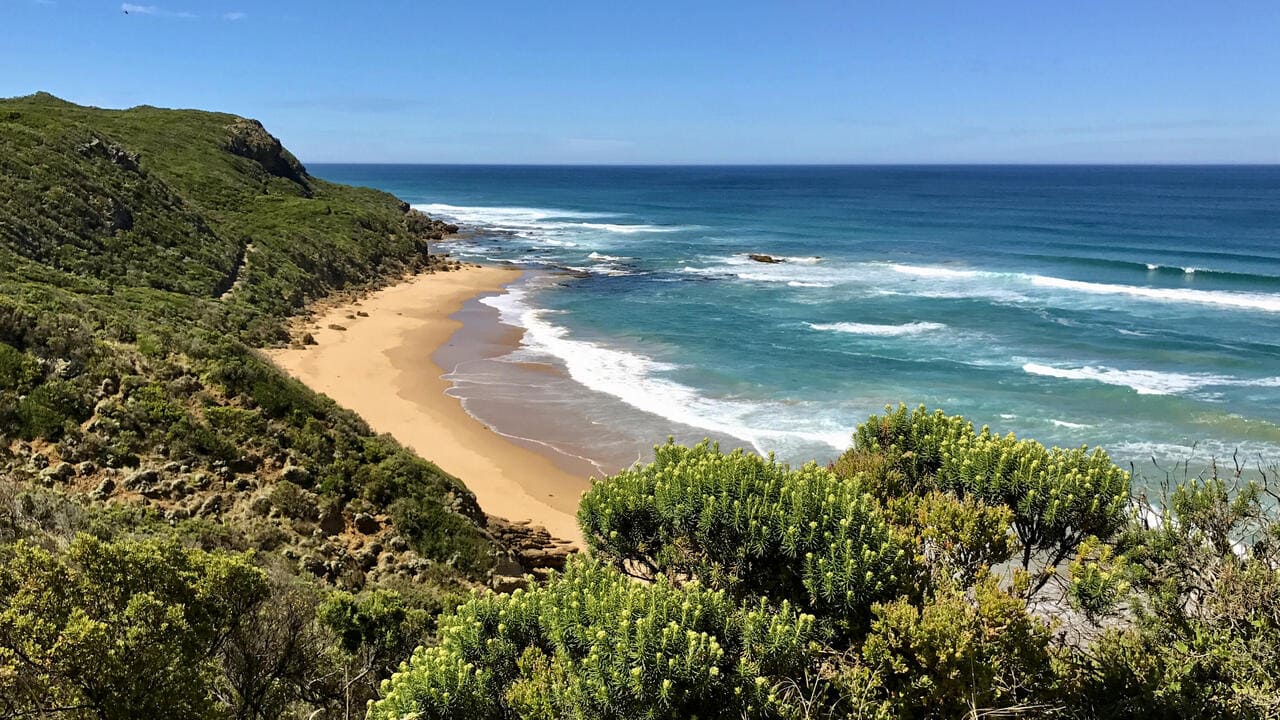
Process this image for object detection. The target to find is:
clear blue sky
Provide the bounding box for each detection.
[4,0,1279,163]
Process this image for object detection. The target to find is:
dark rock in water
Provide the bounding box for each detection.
[748,254,784,264]
[553,265,592,279]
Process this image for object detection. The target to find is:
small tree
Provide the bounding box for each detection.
[0,534,268,720]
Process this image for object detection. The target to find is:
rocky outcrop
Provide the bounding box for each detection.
[748,254,784,264]
[79,135,140,173]
[486,516,577,588]
[225,118,308,186]
[405,208,458,240]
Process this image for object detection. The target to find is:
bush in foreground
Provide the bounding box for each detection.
[368,555,816,720]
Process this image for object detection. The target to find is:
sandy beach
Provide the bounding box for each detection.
[266,266,589,545]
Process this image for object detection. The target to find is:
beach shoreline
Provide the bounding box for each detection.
[265,265,590,546]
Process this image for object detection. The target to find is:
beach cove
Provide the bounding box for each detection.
[266,265,590,545]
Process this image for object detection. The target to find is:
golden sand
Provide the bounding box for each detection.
[266,266,588,545]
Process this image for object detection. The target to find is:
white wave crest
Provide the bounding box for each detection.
[1022,363,1280,396]
[480,283,851,456]
[1027,275,1280,313]
[808,321,947,337]
[887,264,983,280]
[884,262,1280,313]
[588,252,631,261]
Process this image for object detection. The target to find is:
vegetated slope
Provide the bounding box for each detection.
[0,93,554,719]
[0,91,450,318]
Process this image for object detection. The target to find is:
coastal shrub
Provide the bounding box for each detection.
[16,378,91,440]
[850,404,974,490]
[578,440,914,626]
[935,428,1131,584]
[0,534,268,720]
[367,556,816,720]
[391,495,495,576]
[890,490,1016,587]
[1085,475,1280,719]
[843,405,1132,595]
[0,341,39,391]
[860,575,1057,718]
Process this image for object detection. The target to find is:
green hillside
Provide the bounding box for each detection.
[0,93,541,719]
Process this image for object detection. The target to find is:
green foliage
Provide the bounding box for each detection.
[0,534,268,720]
[392,496,496,576]
[934,426,1131,577]
[860,576,1056,718]
[0,341,39,391]
[1062,474,1280,719]
[847,405,1132,594]
[851,404,973,490]
[579,440,913,625]
[369,556,816,720]
[16,378,90,440]
[1067,536,1130,620]
[319,588,433,656]
[895,490,1015,587]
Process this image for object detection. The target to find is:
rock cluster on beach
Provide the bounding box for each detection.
[485,515,578,591]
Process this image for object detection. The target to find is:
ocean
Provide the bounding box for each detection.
[311,164,1280,481]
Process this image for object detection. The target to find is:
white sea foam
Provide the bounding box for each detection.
[883,262,1280,313]
[1026,274,1280,312]
[415,202,614,224]
[588,252,630,261]
[1022,363,1280,396]
[1050,419,1091,429]
[1146,263,1160,270]
[415,203,688,237]
[788,281,833,288]
[887,264,983,280]
[480,283,851,457]
[808,321,947,337]
[577,222,685,234]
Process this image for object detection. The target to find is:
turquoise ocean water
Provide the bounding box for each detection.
[312,165,1280,477]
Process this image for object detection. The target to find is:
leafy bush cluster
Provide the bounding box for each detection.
[370,555,815,720]
[578,441,912,625]
[376,407,1280,719]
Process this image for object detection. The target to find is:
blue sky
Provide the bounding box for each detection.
[4,0,1279,163]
